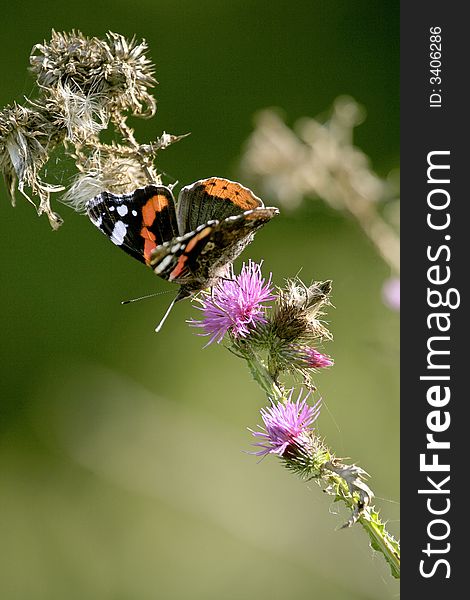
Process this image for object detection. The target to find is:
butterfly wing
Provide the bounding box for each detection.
[176,177,264,234]
[150,207,279,286]
[87,179,278,297]
[150,222,218,283]
[86,185,179,265]
[201,207,279,271]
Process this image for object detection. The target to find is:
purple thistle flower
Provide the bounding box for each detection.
[301,347,334,369]
[251,390,321,458]
[189,261,275,344]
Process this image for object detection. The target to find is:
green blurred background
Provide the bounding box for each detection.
[0,2,399,599]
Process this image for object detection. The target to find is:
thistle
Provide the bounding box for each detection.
[2,32,400,581]
[1,30,182,229]
[189,261,400,578]
[189,261,275,345]
[250,389,328,479]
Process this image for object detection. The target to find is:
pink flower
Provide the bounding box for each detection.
[251,390,321,458]
[301,347,334,369]
[189,261,275,344]
[382,277,400,311]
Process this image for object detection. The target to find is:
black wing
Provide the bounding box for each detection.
[86,185,178,265]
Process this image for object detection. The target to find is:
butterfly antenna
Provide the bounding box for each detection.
[154,287,192,333]
[155,296,178,333]
[121,290,172,305]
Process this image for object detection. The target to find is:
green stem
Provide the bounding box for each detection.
[244,347,400,579]
[323,468,400,578]
[244,348,285,402]
[359,510,401,578]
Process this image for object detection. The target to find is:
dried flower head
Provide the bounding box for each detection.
[1,30,179,228]
[271,278,333,343]
[62,146,158,211]
[241,97,400,310]
[37,81,109,144]
[0,102,65,228]
[30,30,156,117]
[241,98,387,211]
[189,261,275,345]
[240,277,334,386]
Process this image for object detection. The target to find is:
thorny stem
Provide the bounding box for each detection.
[243,346,400,578]
[244,347,285,402]
[358,508,401,579]
[324,462,401,579]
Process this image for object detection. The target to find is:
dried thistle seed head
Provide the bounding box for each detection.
[37,82,109,144]
[241,99,387,212]
[2,30,183,228]
[30,31,156,118]
[63,148,160,211]
[30,30,106,90]
[271,278,333,342]
[0,102,65,228]
[104,32,156,118]
[64,131,187,210]
[1,103,56,191]
[282,278,332,314]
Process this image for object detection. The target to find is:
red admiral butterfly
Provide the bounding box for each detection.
[86,177,279,329]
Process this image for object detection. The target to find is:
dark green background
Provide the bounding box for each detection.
[0,2,399,599]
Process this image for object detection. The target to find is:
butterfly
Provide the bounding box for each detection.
[86,177,279,330]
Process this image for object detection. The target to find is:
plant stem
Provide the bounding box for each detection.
[245,347,400,578]
[244,348,285,402]
[322,465,400,579]
[358,509,401,579]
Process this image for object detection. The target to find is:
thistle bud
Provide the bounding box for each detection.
[271,278,333,343]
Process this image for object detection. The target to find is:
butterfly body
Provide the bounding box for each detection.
[86,177,279,301]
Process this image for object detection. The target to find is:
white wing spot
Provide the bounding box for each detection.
[132,210,138,216]
[155,254,174,274]
[109,206,115,212]
[117,204,128,217]
[110,221,128,246]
